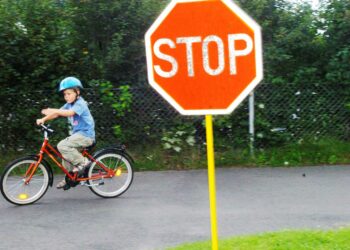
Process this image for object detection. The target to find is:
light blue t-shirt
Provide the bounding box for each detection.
[61,97,95,140]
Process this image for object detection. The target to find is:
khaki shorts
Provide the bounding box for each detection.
[57,133,94,171]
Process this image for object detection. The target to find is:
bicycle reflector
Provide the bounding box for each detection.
[18,193,29,200]
[115,168,122,177]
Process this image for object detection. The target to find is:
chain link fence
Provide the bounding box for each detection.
[1,83,349,154]
[252,84,350,148]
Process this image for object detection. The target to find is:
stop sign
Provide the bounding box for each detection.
[145,0,263,115]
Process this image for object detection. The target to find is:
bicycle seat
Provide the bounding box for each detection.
[84,141,97,152]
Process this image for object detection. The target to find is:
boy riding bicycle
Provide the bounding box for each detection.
[36,77,95,189]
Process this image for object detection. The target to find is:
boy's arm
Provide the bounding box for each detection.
[41,108,75,117]
[36,108,75,125]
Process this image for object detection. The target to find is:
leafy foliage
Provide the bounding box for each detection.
[321,0,350,85]
[0,0,349,168]
[0,0,79,91]
[91,79,132,142]
[161,123,196,153]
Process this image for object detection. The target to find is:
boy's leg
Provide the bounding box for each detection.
[57,133,94,170]
[61,157,73,171]
[57,138,73,171]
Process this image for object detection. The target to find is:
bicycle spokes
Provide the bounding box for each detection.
[1,158,50,205]
[87,152,133,198]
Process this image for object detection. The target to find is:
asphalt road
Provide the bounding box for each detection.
[1,166,350,250]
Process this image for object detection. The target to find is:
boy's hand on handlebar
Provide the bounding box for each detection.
[36,118,45,126]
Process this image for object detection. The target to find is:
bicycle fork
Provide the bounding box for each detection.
[24,154,44,185]
[24,139,49,185]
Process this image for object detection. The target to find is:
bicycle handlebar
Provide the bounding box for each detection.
[40,124,54,133]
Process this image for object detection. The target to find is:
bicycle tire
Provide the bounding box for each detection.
[88,150,133,198]
[0,156,50,205]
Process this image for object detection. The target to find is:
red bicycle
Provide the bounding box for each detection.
[0,125,134,205]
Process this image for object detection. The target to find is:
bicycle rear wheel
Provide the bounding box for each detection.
[88,151,133,198]
[0,156,50,205]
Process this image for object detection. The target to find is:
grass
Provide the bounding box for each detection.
[167,227,350,250]
[1,138,350,172]
[132,138,350,171]
[132,144,207,171]
[251,138,350,167]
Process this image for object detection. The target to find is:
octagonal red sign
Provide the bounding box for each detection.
[145,0,263,115]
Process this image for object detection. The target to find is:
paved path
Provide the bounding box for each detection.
[1,166,350,250]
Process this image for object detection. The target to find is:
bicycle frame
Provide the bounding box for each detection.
[25,131,116,185]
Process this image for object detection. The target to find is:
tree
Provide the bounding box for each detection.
[320,0,350,84]
[237,0,324,85]
[0,0,79,91]
[0,0,79,149]
[66,0,166,86]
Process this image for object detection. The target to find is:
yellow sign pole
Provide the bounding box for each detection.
[205,114,219,250]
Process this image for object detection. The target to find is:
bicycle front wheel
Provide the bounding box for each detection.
[88,151,133,198]
[0,157,50,205]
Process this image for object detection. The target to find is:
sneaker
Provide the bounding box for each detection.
[56,179,67,189]
[72,165,83,173]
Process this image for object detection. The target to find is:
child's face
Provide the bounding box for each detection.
[63,89,78,103]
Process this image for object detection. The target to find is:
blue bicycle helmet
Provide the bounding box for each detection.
[58,77,83,92]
